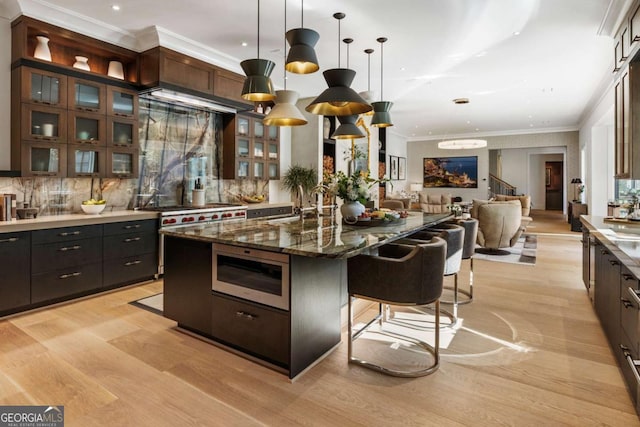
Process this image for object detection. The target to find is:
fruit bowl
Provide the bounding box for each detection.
[81,203,106,214]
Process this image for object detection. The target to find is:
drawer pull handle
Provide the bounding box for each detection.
[609,260,619,266]
[624,352,640,385]
[628,287,640,305]
[0,237,18,243]
[124,237,141,243]
[621,298,634,309]
[600,249,609,255]
[124,260,141,266]
[59,245,81,252]
[623,274,636,281]
[59,272,81,279]
[124,224,141,229]
[59,231,81,237]
[235,311,256,320]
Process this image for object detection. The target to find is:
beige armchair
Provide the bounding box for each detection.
[475,202,523,255]
[494,195,532,230]
[419,193,452,214]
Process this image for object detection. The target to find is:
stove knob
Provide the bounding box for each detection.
[212,214,219,219]
[199,215,206,221]
[238,211,246,216]
[182,217,188,223]
[163,219,170,224]
[189,217,195,222]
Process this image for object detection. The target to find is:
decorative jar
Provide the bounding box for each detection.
[34,36,52,61]
[73,56,90,71]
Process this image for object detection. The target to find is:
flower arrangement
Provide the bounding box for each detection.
[325,170,382,204]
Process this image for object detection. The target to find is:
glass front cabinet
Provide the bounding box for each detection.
[20,67,67,107]
[223,113,280,179]
[107,148,139,178]
[68,77,106,114]
[67,146,105,178]
[20,142,68,177]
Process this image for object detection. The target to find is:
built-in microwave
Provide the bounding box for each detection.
[212,243,290,311]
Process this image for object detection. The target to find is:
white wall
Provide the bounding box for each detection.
[384,129,408,195]
[528,153,563,209]
[0,15,11,170]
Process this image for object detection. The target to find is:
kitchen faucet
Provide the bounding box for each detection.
[294,184,337,221]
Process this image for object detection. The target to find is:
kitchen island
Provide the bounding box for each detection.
[161,211,451,379]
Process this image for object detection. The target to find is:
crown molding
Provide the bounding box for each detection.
[407,126,578,143]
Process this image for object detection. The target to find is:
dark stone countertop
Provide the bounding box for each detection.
[582,215,640,277]
[161,211,453,258]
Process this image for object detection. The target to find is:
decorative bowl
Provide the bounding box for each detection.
[81,204,106,215]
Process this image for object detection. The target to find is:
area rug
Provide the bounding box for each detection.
[130,293,163,315]
[473,234,537,266]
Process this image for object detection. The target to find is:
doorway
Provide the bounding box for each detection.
[545,161,563,210]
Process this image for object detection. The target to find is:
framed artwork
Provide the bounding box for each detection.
[390,156,398,180]
[423,156,478,188]
[398,157,406,180]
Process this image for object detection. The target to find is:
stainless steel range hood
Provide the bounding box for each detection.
[143,88,238,114]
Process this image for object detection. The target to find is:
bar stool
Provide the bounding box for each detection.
[401,223,465,324]
[448,218,478,305]
[347,237,446,377]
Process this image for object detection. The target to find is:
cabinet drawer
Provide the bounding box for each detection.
[621,280,640,356]
[212,293,289,366]
[32,236,102,274]
[103,253,157,288]
[103,232,158,259]
[32,262,102,303]
[32,224,102,244]
[619,331,640,413]
[104,219,158,236]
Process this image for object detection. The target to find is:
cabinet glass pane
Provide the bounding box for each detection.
[268,163,278,179]
[254,121,264,138]
[238,160,250,178]
[31,147,59,172]
[30,73,60,104]
[111,152,133,174]
[76,117,99,141]
[74,83,100,109]
[268,143,278,160]
[254,161,264,178]
[112,122,133,145]
[74,150,99,173]
[254,141,264,158]
[237,138,250,157]
[31,111,60,137]
[111,91,134,115]
[268,126,278,140]
[237,117,249,135]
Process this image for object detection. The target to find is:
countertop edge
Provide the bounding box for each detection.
[0,210,159,232]
[581,215,640,278]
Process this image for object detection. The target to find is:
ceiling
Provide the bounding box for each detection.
[2,0,624,141]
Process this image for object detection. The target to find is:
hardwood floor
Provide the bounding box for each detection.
[1,210,638,426]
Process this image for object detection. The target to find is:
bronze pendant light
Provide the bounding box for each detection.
[332,38,365,139]
[285,0,320,74]
[305,13,372,116]
[264,0,308,126]
[371,37,393,127]
[241,0,276,102]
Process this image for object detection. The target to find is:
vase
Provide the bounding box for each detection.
[34,36,52,61]
[73,56,90,71]
[323,117,331,139]
[107,60,124,79]
[340,201,365,222]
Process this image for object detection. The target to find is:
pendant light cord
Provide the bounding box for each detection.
[367,52,371,91]
[283,0,287,89]
[337,17,341,67]
[380,40,384,100]
[301,0,304,28]
[257,0,261,60]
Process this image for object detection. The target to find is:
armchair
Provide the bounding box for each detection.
[476,202,523,255]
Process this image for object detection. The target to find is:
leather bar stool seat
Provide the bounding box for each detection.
[447,218,478,305]
[347,237,446,377]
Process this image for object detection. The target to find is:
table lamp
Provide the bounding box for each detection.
[571,178,582,202]
[410,183,423,202]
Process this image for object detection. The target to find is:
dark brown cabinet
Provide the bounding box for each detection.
[594,243,621,349]
[223,113,279,180]
[0,232,31,314]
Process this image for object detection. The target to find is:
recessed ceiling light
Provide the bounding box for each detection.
[111,4,121,11]
[513,31,520,36]
[241,42,248,47]
[400,67,406,71]
[529,124,534,127]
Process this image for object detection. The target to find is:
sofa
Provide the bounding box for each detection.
[381,197,411,210]
[419,192,452,214]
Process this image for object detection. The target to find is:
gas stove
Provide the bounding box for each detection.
[143,203,248,227]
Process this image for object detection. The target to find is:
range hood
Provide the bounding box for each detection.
[143,88,238,114]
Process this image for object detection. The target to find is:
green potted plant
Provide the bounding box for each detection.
[282,165,318,208]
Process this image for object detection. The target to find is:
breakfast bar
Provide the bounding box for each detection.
[160,211,451,379]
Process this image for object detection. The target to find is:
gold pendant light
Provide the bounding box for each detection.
[241,0,276,102]
[371,37,393,128]
[264,0,308,126]
[305,12,372,116]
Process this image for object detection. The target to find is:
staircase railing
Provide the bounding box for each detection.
[489,173,517,197]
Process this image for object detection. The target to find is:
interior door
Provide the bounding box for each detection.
[545,161,563,210]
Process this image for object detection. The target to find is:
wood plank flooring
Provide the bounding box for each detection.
[1,210,639,426]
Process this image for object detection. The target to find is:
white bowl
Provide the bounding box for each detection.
[81,204,106,214]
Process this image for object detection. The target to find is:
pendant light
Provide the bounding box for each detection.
[437,98,487,149]
[285,0,319,74]
[371,37,393,128]
[359,48,376,116]
[305,13,372,116]
[241,0,276,102]
[332,38,365,139]
[264,0,308,126]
